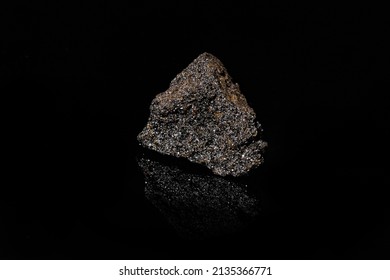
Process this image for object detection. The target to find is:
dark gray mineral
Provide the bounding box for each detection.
[138,157,260,240]
[137,52,267,176]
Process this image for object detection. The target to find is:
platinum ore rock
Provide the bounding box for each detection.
[137,52,267,176]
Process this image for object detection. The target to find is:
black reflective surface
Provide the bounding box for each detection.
[2,2,389,259]
[139,156,260,240]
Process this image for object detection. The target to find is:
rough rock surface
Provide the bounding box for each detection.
[137,52,267,176]
[138,157,260,239]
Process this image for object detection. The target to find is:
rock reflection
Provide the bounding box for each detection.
[138,157,260,240]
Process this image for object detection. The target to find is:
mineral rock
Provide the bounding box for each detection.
[138,157,260,239]
[137,52,267,176]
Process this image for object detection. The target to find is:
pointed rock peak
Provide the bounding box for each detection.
[191,52,225,69]
[168,53,225,89]
[137,53,267,176]
[186,52,223,67]
[194,52,220,62]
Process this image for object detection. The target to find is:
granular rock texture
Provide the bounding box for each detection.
[138,157,260,240]
[137,52,267,176]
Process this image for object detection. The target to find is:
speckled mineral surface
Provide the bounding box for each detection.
[138,157,260,239]
[137,52,267,176]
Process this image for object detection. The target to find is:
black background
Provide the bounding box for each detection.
[1,2,389,259]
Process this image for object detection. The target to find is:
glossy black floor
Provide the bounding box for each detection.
[2,2,389,259]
